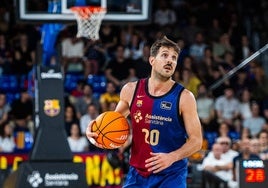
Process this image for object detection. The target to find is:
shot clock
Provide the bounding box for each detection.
[239,160,268,188]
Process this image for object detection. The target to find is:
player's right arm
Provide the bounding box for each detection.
[114,81,137,117]
[86,81,137,148]
[115,81,137,152]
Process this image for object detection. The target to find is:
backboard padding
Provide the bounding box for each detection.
[17,0,152,23]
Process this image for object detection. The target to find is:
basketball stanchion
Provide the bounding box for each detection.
[70,6,106,40]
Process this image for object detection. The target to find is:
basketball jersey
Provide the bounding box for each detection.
[129,78,188,177]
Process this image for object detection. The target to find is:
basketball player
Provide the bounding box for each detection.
[86,36,202,187]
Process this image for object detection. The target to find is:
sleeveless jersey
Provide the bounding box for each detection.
[129,78,188,177]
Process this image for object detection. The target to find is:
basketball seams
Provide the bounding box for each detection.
[102,132,128,147]
[99,114,126,132]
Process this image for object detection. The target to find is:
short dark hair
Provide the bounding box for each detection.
[150,36,180,57]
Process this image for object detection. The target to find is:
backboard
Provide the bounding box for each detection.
[16,0,152,23]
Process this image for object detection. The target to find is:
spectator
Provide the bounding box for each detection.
[231,70,251,98]
[263,100,268,121]
[220,51,236,72]
[8,89,34,135]
[105,44,137,88]
[176,37,189,65]
[0,5,9,33]
[263,122,268,132]
[118,25,133,47]
[196,83,215,131]
[153,0,176,27]
[216,136,239,167]
[189,32,207,63]
[83,40,106,75]
[99,24,118,58]
[12,33,36,75]
[234,34,254,63]
[131,43,151,79]
[206,17,223,43]
[212,33,234,63]
[124,32,144,60]
[0,121,15,153]
[250,62,268,103]
[108,101,118,111]
[64,104,79,136]
[172,69,180,83]
[231,140,240,153]
[67,122,89,152]
[179,68,201,97]
[0,92,10,125]
[258,130,268,160]
[182,15,202,45]
[74,84,99,119]
[0,33,13,75]
[214,87,240,129]
[226,12,244,48]
[198,46,215,84]
[61,31,85,73]
[238,88,252,121]
[249,138,261,156]
[242,101,266,138]
[240,127,252,140]
[80,103,99,136]
[69,79,85,101]
[218,122,240,142]
[180,55,200,77]
[232,138,260,182]
[99,82,120,113]
[201,143,234,183]
[207,66,229,98]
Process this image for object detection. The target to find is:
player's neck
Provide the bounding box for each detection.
[148,77,174,96]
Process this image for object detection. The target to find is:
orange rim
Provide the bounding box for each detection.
[70,6,106,19]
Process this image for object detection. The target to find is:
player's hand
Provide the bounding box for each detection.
[86,120,105,149]
[145,152,174,173]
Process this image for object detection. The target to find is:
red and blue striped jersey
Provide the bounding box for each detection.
[129,78,188,177]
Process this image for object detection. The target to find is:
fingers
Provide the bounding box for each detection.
[145,152,171,173]
[145,153,161,173]
[86,120,97,137]
[88,137,105,149]
[86,120,99,147]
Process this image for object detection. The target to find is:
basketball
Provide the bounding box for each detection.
[91,111,130,149]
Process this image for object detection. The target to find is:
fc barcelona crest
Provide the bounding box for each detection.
[44,99,60,117]
[136,100,143,107]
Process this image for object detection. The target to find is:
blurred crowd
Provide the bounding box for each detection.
[0,0,268,185]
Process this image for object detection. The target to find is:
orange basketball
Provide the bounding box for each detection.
[91,111,130,149]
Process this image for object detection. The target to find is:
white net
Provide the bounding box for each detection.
[71,7,106,40]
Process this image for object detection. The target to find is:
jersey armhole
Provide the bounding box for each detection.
[177,87,186,131]
[129,79,141,110]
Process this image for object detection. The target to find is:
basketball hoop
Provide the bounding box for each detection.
[70,6,106,40]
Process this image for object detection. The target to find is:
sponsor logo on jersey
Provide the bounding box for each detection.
[160,101,172,110]
[133,110,143,123]
[136,100,143,107]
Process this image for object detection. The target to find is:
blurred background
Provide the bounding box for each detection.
[0,0,268,187]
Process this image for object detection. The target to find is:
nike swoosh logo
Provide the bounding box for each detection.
[137,95,144,98]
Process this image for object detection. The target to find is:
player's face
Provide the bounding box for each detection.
[150,47,178,79]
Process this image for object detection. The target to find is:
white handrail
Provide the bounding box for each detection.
[209,43,268,91]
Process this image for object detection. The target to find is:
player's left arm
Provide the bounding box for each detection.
[171,89,203,160]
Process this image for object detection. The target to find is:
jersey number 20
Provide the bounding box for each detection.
[142,128,160,146]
